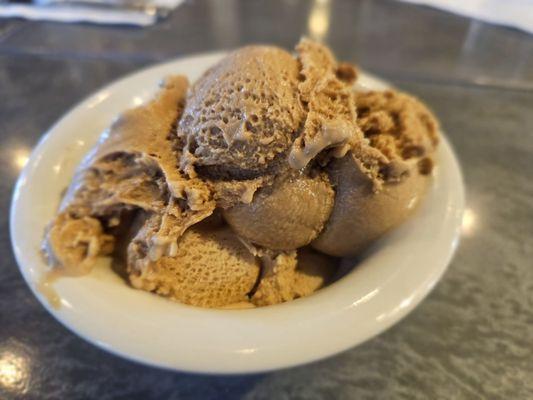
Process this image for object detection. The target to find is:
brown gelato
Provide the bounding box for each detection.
[178,45,304,180]
[223,171,334,250]
[128,216,260,308]
[43,39,439,308]
[312,90,439,256]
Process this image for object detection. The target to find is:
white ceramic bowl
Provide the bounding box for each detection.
[10,52,464,374]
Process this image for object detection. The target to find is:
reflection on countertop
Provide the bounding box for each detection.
[0,341,31,397]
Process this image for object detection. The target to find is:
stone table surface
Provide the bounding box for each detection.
[1,0,532,399]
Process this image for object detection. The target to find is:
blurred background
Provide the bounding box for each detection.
[1,0,533,399]
[2,0,533,86]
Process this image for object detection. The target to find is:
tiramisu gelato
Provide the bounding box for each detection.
[43,39,439,308]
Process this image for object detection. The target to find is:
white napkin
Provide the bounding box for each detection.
[0,0,184,26]
[399,0,533,34]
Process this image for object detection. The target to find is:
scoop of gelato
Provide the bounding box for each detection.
[178,46,304,180]
[223,171,334,250]
[312,152,430,256]
[128,217,260,308]
[312,90,439,256]
[43,76,215,275]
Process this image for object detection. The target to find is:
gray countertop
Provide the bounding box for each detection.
[1,0,533,398]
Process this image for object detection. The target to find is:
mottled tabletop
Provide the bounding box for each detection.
[1,0,533,399]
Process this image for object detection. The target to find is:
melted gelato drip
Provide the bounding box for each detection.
[288,119,357,170]
[37,271,62,309]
